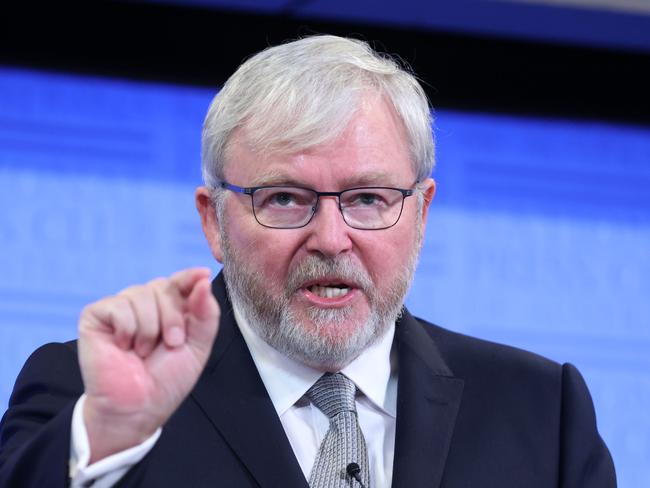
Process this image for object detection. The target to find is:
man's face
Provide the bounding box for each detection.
[197,94,435,371]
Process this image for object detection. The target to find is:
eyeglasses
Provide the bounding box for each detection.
[218,181,416,230]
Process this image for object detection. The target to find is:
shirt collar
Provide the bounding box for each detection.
[233,305,397,418]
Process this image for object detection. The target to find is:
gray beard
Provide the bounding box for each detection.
[220,227,421,371]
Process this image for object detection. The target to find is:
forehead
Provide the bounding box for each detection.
[224,95,414,188]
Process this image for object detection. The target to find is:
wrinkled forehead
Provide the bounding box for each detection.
[221,94,415,186]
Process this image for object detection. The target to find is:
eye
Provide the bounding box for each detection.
[345,191,387,207]
[255,188,314,209]
[272,192,295,206]
[357,193,380,205]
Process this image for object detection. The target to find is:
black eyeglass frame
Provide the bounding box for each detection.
[218,180,417,230]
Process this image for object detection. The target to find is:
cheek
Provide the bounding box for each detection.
[359,233,409,283]
[263,241,295,278]
[230,226,303,280]
[363,213,422,284]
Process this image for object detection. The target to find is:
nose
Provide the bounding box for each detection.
[304,196,353,258]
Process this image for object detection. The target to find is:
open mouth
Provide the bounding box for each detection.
[298,277,359,305]
[308,284,351,298]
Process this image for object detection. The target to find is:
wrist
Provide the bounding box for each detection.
[83,395,162,464]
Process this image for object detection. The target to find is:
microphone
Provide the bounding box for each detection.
[346,463,366,488]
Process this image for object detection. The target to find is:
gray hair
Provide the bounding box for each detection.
[201,35,434,189]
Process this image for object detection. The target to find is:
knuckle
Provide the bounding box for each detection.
[161,308,184,330]
[80,302,97,317]
[149,275,172,293]
[119,284,146,298]
[138,318,161,337]
[156,284,184,311]
[148,277,168,290]
[110,294,132,312]
[107,296,135,327]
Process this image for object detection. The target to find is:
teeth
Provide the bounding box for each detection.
[310,285,350,298]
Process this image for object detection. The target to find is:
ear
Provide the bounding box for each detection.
[195,186,224,263]
[418,177,436,228]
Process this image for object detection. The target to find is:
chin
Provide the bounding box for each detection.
[268,305,387,371]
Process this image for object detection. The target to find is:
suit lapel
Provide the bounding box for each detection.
[392,310,464,488]
[191,275,462,487]
[190,275,309,488]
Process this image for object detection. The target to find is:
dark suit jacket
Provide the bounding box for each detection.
[0,274,616,487]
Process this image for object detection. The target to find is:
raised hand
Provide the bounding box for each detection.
[77,268,220,463]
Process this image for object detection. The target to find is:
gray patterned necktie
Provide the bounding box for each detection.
[306,373,370,488]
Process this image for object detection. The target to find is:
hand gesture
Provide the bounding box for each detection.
[77,268,220,463]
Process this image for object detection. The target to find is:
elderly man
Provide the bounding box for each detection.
[0,36,614,487]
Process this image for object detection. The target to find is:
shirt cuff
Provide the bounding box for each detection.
[69,394,162,488]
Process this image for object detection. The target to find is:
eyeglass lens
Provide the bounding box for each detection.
[251,187,405,229]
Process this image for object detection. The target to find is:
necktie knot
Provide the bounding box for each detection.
[306,373,370,487]
[307,373,357,419]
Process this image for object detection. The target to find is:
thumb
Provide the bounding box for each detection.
[185,277,220,350]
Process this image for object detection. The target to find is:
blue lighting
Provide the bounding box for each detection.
[0,67,648,486]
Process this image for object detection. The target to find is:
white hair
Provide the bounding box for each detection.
[201,35,435,189]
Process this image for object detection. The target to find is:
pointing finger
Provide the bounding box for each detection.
[169,267,212,297]
[185,277,220,351]
[120,285,160,358]
[81,295,138,351]
[151,278,186,349]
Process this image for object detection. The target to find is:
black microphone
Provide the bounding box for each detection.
[346,463,366,488]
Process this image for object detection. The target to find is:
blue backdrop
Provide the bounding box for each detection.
[0,67,648,485]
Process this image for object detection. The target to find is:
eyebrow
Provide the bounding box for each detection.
[248,170,402,188]
[248,171,306,187]
[339,171,397,187]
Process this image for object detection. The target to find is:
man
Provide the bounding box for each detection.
[0,35,615,487]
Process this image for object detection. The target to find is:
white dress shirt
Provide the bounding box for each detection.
[235,307,398,488]
[69,306,398,487]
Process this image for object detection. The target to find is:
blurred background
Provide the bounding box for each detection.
[1,1,648,485]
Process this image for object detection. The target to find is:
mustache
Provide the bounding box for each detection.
[285,255,374,295]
